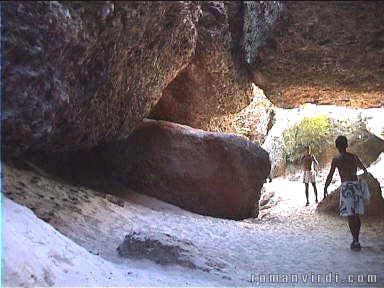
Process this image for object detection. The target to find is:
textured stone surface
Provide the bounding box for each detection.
[19,118,271,220]
[242,1,283,64]
[102,119,271,220]
[3,1,200,155]
[151,1,282,129]
[205,86,275,145]
[252,1,384,108]
[316,173,384,218]
[347,132,384,167]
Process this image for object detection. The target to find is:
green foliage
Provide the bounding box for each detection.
[283,115,331,166]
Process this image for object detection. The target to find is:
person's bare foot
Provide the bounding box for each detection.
[350,241,362,251]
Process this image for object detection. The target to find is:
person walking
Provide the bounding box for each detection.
[324,135,369,251]
[301,146,319,206]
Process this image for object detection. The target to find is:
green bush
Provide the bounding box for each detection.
[283,115,331,166]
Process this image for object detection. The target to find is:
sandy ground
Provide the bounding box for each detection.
[2,160,384,287]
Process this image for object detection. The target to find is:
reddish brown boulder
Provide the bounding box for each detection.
[18,118,269,220]
[103,119,271,220]
[316,173,384,218]
[3,1,200,155]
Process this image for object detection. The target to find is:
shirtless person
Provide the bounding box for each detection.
[301,146,319,206]
[324,135,369,251]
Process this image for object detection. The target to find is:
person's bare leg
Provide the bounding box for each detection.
[348,216,357,240]
[355,215,361,243]
[305,183,309,205]
[312,182,318,203]
[348,215,361,250]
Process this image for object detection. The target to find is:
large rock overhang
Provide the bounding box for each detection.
[249,1,384,108]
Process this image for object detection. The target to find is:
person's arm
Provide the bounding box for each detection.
[312,155,319,166]
[355,155,368,174]
[324,158,337,196]
[312,155,319,172]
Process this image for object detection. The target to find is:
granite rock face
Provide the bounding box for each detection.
[242,1,283,65]
[251,1,384,108]
[4,1,286,154]
[151,1,282,129]
[3,1,200,155]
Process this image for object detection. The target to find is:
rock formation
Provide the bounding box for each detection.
[102,120,270,219]
[347,130,384,167]
[26,119,270,220]
[251,1,384,108]
[151,1,282,129]
[206,90,275,145]
[3,1,287,154]
[4,0,383,221]
[3,1,200,155]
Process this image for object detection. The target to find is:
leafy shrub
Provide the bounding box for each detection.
[283,115,331,166]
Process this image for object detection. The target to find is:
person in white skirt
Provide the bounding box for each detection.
[324,135,369,251]
[301,146,319,206]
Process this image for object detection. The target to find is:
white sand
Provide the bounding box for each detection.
[3,162,384,287]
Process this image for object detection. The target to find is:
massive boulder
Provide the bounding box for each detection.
[151,1,282,129]
[347,130,384,167]
[102,120,270,219]
[103,120,270,219]
[22,119,271,220]
[362,109,384,141]
[252,1,384,108]
[316,173,384,218]
[3,1,200,155]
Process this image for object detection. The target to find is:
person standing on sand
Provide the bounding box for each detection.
[324,135,369,251]
[301,146,319,206]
